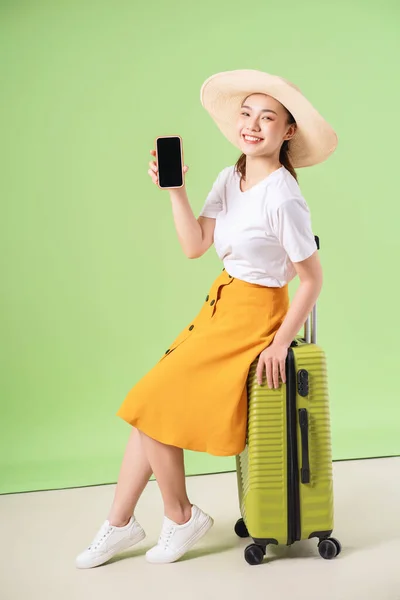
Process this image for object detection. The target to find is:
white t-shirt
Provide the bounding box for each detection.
[199,165,317,288]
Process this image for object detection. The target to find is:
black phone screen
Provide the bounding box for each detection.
[156,137,183,188]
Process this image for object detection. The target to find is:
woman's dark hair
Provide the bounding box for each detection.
[235,107,298,183]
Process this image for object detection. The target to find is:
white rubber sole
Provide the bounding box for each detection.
[76,528,146,569]
[145,516,214,565]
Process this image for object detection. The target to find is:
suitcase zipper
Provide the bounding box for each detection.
[286,348,301,545]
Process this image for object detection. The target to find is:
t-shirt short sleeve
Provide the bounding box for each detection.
[271,198,318,263]
[199,168,227,219]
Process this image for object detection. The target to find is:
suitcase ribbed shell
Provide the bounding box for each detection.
[236,361,288,544]
[295,343,334,538]
[236,339,334,545]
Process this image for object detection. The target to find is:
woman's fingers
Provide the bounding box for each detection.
[147,151,159,185]
[257,349,287,390]
[265,358,273,389]
[148,169,156,183]
[256,357,264,386]
[257,357,276,388]
[148,167,158,184]
[272,358,280,389]
[148,150,188,185]
[280,360,286,385]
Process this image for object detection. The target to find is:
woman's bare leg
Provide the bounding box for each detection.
[107,427,153,526]
[139,432,192,525]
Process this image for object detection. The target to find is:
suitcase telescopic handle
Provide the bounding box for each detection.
[303,235,320,345]
[299,408,311,484]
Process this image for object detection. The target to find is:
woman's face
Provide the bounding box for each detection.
[236,93,296,158]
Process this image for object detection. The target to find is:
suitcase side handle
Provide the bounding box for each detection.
[303,235,320,345]
[299,408,311,484]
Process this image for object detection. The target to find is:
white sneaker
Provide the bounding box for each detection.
[146,505,214,564]
[76,517,146,569]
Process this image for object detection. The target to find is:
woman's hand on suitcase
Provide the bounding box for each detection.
[257,342,289,388]
[148,150,189,187]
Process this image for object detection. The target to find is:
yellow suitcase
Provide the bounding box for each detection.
[235,236,341,565]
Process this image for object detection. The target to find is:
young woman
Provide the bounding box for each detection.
[76,69,337,568]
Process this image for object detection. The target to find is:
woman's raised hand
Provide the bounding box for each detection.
[148,150,189,188]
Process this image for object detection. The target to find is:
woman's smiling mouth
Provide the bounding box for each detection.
[242,134,264,144]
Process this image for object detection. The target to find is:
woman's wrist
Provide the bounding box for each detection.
[169,187,187,201]
[270,336,291,349]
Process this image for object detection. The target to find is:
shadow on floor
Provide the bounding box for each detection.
[107,541,237,565]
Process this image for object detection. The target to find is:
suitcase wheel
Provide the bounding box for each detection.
[244,543,266,566]
[318,537,342,559]
[234,518,249,538]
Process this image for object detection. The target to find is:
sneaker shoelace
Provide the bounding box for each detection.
[158,524,174,550]
[88,522,114,551]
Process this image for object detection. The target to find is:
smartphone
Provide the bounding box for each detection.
[156,135,184,189]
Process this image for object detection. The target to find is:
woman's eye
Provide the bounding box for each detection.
[240,112,272,121]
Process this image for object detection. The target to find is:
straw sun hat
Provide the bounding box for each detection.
[200,69,337,168]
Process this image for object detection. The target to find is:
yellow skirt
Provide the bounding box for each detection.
[117,269,289,456]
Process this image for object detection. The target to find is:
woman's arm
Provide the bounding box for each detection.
[169,188,216,259]
[148,151,216,259]
[273,251,323,347]
[257,251,323,387]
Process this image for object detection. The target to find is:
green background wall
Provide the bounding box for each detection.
[1,0,399,494]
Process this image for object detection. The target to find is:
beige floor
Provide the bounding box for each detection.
[1,457,400,600]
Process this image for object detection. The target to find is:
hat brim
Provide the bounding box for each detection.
[200,70,337,168]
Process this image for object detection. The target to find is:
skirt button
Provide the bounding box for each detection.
[165,349,171,354]
[205,295,209,302]
[210,299,215,306]
[189,325,194,331]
